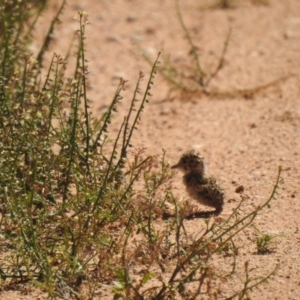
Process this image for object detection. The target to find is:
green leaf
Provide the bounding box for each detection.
[141,271,156,285]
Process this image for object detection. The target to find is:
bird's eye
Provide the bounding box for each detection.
[182,159,188,164]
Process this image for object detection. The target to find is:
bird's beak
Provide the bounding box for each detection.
[171,164,178,169]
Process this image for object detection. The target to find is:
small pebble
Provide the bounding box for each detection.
[235,185,244,194]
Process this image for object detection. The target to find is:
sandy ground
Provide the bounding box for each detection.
[1,0,300,299]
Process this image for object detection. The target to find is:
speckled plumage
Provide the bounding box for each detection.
[172,150,224,215]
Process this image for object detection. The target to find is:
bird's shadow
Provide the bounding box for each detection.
[162,210,219,220]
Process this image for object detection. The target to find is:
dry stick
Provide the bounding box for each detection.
[83,118,127,230]
[207,74,295,99]
[121,53,161,154]
[91,80,125,152]
[140,49,190,92]
[121,233,144,300]
[175,0,206,87]
[205,28,232,88]
[225,263,278,300]
[62,68,82,202]
[36,0,66,69]
[77,13,92,178]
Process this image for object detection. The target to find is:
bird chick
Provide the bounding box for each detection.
[172,150,224,215]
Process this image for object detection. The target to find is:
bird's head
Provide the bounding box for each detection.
[171,150,205,175]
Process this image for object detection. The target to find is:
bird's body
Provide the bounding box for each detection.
[172,150,224,215]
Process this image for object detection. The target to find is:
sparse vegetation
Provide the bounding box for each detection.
[141,0,290,99]
[254,227,283,255]
[141,0,231,96]
[0,1,283,299]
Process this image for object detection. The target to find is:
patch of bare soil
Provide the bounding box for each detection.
[2,0,300,298]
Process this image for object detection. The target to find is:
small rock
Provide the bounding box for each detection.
[131,33,145,43]
[106,34,121,43]
[228,198,237,203]
[127,13,138,22]
[235,185,244,194]
[160,108,169,115]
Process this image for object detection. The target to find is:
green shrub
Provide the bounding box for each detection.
[0,3,160,296]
